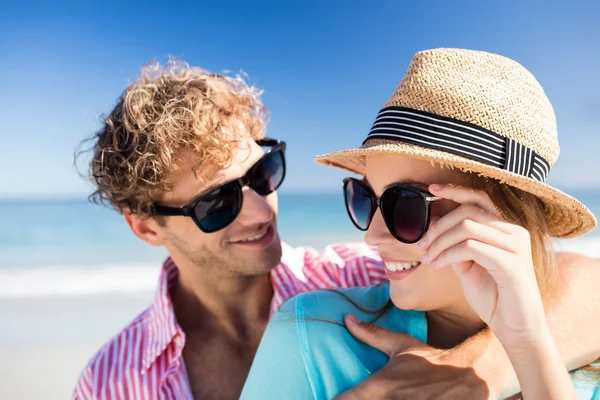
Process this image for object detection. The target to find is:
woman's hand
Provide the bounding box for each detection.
[418,183,545,351]
[419,184,579,399]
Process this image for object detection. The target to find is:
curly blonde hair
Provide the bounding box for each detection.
[77,59,268,217]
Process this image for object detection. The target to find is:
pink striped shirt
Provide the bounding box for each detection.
[73,242,387,399]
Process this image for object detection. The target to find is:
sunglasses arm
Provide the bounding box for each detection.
[256,138,281,147]
[151,205,190,217]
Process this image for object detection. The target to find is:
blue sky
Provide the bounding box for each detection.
[0,0,598,198]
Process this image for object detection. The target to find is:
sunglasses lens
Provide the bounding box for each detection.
[344,180,373,230]
[249,150,285,195]
[195,185,241,233]
[382,188,428,243]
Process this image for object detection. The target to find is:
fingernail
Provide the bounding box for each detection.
[429,184,443,191]
[346,314,360,324]
[431,260,439,268]
[418,237,428,249]
[421,253,430,263]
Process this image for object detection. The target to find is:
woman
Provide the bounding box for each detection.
[240,49,599,399]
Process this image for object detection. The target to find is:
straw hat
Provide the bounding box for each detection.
[315,48,596,238]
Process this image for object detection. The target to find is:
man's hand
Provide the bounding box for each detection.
[335,315,500,400]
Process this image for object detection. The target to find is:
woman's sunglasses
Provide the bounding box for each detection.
[343,177,440,243]
[152,138,286,233]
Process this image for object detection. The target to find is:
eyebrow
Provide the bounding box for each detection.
[362,177,431,191]
[190,150,265,199]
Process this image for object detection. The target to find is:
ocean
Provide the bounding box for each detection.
[1,190,600,299]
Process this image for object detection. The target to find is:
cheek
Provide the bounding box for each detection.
[389,265,464,310]
[172,217,200,235]
[431,267,463,300]
[167,217,224,248]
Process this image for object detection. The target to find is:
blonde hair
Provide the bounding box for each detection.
[76,58,268,216]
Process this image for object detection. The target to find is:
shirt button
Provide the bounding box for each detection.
[174,336,183,347]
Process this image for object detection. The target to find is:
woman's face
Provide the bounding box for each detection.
[364,155,468,312]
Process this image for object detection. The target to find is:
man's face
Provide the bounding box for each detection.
[154,137,283,277]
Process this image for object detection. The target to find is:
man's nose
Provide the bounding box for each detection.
[235,186,275,226]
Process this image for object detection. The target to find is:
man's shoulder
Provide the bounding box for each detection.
[74,307,153,396]
[281,241,382,270]
[271,242,386,300]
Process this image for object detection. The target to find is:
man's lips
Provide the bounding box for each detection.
[231,225,276,248]
[231,222,273,243]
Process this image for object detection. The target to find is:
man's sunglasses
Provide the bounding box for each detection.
[152,138,286,233]
[343,177,440,244]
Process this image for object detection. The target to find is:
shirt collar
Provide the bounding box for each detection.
[140,245,299,373]
[142,257,184,373]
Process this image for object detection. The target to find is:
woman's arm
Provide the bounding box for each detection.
[505,327,577,399]
[546,252,600,370]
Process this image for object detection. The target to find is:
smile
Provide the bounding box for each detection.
[384,261,421,272]
[239,229,268,243]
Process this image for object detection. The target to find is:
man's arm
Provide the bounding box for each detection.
[546,252,600,370]
[337,252,600,399]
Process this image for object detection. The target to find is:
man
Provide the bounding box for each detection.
[73,59,600,399]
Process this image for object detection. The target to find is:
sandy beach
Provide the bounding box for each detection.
[0,293,154,400]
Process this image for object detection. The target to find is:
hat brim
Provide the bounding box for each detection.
[314,139,596,239]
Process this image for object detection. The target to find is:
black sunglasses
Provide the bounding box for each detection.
[152,138,286,233]
[343,177,440,243]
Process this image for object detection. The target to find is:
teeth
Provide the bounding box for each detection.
[384,261,421,272]
[241,230,267,242]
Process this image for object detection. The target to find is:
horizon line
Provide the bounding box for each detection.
[2,185,600,202]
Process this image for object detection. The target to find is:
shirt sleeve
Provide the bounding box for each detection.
[72,366,94,399]
[240,296,315,400]
[570,366,600,399]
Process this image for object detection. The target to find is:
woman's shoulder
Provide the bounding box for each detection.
[273,283,426,341]
[275,284,392,324]
[260,284,426,399]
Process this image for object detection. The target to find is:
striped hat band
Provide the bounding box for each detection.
[365,106,551,183]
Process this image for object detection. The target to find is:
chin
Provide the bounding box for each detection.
[389,284,428,311]
[244,237,283,274]
[263,240,283,270]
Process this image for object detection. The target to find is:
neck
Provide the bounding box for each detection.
[170,256,274,338]
[426,299,487,349]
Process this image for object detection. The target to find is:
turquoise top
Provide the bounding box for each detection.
[241,283,599,400]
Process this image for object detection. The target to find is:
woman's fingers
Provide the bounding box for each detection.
[428,184,500,215]
[430,239,512,278]
[423,219,514,265]
[420,203,514,250]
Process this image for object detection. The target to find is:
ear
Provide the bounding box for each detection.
[123,209,166,247]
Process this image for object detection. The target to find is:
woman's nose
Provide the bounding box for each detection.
[364,209,395,246]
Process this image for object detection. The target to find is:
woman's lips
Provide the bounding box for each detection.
[384,261,421,280]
